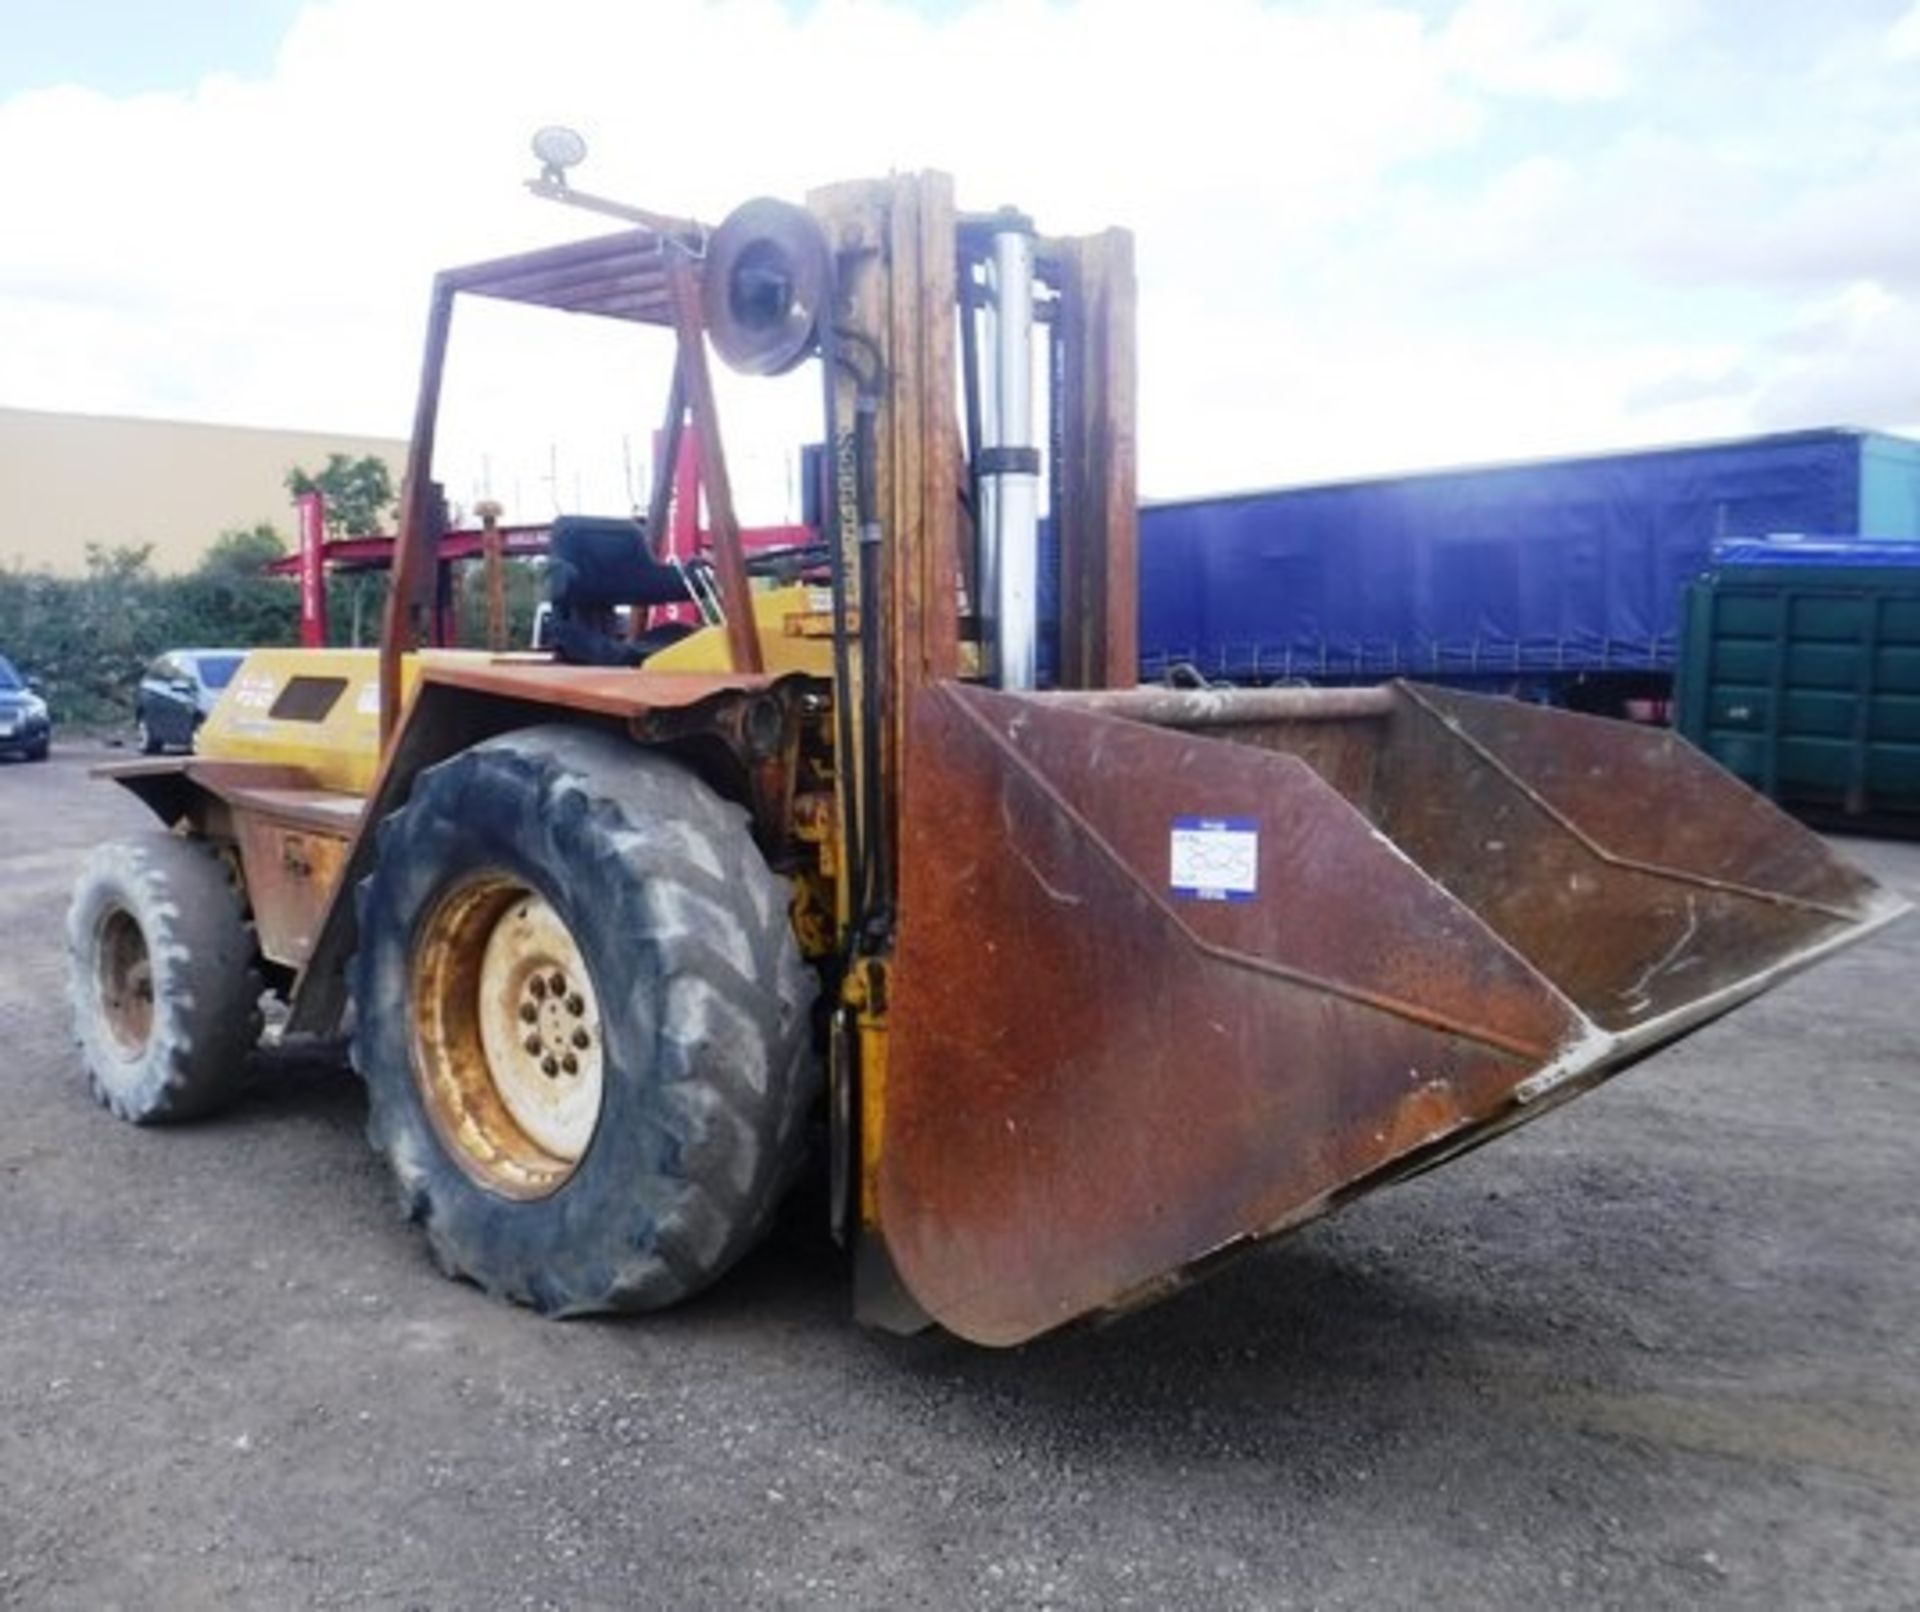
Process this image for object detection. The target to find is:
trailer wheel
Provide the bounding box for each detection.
[350,726,819,1316]
[66,833,264,1122]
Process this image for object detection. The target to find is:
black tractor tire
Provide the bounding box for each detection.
[350,726,820,1317]
[137,716,162,755]
[66,832,264,1122]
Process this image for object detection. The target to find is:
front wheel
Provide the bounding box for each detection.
[66,833,263,1121]
[350,727,820,1316]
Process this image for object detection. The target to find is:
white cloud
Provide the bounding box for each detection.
[1,0,1917,524]
[1891,1,1920,58]
[1439,0,1672,101]
[1754,281,1920,434]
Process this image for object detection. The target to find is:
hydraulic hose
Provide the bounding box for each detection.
[851,387,891,931]
[816,314,865,946]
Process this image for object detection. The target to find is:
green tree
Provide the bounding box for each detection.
[198,522,288,580]
[0,537,304,729]
[83,541,155,582]
[285,453,397,538]
[454,555,546,649]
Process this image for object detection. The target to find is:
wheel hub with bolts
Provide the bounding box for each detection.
[479,897,604,1160]
[411,875,606,1198]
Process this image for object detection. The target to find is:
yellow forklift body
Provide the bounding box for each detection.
[195,586,833,798]
[196,647,427,796]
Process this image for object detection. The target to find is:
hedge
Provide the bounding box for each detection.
[0,561,544,728]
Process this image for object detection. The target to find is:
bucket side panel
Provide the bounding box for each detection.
[881,684,1587,1345]
[1371,686,1893,1031]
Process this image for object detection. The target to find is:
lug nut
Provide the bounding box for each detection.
[529,975,547,999]
[541,1055,559,1077]
[518,1002,538,1024]
[523,1034,542,1055]
[566,993,585,1016]
[548,971,567,995]
[561,1053,578,1075]
[571,1027,590,1050]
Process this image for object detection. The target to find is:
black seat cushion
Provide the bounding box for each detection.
[547,517,694,611]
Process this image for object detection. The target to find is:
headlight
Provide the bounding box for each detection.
[23,696,46,721]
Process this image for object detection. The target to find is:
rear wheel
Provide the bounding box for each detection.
[350,726,819,1316]
[66,833,263,1121]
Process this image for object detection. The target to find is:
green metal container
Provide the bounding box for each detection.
[1677,539,1920,823]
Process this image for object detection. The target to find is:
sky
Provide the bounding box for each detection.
[2,0,1918,527]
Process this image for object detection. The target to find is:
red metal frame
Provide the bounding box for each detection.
[296,491,327,650]
[270,430,813,649]
[269,521,557,577]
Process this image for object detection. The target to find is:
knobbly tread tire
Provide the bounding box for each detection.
[66,831,264,1123]
[350,725,820,1317]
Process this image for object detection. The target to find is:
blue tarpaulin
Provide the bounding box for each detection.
[1712,536,1920,568]
[1135,429,1920,683]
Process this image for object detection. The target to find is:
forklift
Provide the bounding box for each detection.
[67,133,1905,1344]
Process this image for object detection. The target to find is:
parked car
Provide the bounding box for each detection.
[0,654,52,761]
[136,649,246,755]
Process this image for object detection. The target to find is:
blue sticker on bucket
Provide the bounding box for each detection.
[1170,816,1259,902]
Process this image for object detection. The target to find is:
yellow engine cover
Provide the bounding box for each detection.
[196,648,436,795]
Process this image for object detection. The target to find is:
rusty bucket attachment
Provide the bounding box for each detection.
[879,681,1907,1345]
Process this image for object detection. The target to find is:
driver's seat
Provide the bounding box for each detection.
[545,516,697,666]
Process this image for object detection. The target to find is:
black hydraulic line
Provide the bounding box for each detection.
[818,320,892,944]
[958,259,985,584]
[816,313,878,1258]
[816,313,866,947]
[852,387,891,931]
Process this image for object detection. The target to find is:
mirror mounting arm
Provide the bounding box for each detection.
[522,177,706,254]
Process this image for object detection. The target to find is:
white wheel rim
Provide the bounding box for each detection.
[475,893,605,1162]
[410,874,608,1198]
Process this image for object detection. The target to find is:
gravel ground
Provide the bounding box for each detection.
[1,743,1916,1611]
